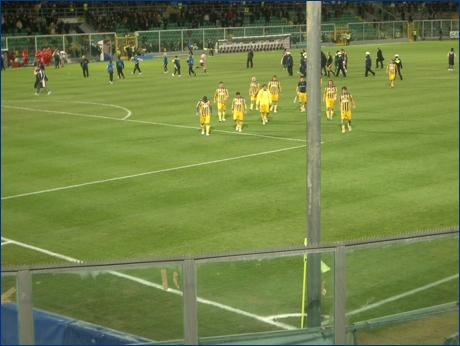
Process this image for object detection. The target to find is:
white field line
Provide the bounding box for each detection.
[1,145,306,200]
[1,103,306,143]
[346,273,459,317]
[2,237,456,328]
[1,237,296,331]
[2,237,82,263]
[2,100,132,120]
[267,274,458,322]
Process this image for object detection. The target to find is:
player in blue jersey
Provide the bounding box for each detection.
[172,55,181,77]
[107,60,114,84]
[163,52,168,73]
[132,53,143,75]
[116,56,125,79]
[187,53,196,77]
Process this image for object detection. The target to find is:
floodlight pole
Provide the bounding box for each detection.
[306,1,322,328]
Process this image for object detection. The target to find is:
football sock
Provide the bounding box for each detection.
[206,125,210,134]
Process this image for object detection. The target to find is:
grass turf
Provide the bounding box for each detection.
[1,40,458,341]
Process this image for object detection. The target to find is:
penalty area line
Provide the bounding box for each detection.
[2,144,306,200]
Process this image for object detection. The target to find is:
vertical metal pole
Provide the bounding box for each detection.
[306,1,322,328]
[334,246,346,344]
[181,29,184,52]
[183,259,198,344]
[17,271,34,345]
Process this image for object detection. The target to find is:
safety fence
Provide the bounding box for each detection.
[1,19,458,66]
[2,228,458,345]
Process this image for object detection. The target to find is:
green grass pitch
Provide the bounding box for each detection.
[1,40,458,341]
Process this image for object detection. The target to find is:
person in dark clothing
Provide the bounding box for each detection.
[116,56,125,79]
[286,52,293,76]
[335,52,346,77]
[80,54,89,77]
[365,52,376,77]
[247,47,254,68]
[36,59,49,81]
[448,48,456,71]
[299,52,306,76]
[53,48,60,69]
[321,51,327,76]
[207,40,214,56]
[281,49,288,70]
[376,47,384,68]
[125,44,133,60]
[394,54,403,80]
[34,65,51,95]
[333,51,340,75]
[326,52,335,77]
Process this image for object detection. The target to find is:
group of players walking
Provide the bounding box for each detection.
[195,74,359,136]
[195,75,286,136]
[32,44,455,136]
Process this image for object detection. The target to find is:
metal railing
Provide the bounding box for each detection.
[1,19,458,66]
[2,227,458,345]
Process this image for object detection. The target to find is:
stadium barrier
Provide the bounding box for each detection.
[2,228,458,345]
[2,19,457,65]
[1,302,154,345]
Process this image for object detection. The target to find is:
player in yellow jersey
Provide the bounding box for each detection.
[214,81,229,122]
[296,75,307,112]
[231,92,247,132]
[386,59,397,88]
[196,96,213,136]
[339,86,356,133]
[268,75,282,113]
[248,76,260,110]
[256,84,272,125]
[323,80,337,121]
